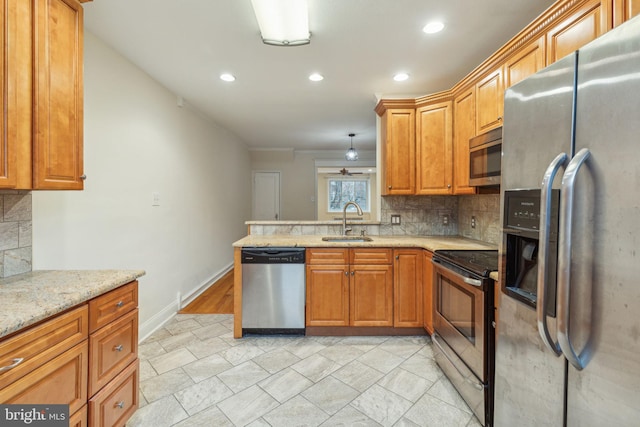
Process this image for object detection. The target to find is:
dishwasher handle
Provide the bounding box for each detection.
[241,247,306,264]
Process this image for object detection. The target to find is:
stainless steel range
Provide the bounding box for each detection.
[431,249,498,426]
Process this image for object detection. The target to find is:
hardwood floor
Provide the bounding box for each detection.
[179,270,234,314]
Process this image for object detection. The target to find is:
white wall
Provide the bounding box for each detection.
[32,32,251,338]
[250,150,376,220]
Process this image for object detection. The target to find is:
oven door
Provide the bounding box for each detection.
[432,259,486,381]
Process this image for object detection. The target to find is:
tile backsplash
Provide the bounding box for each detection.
[0,191,33,278]
[380,196,459,236]
[457,194,501,245]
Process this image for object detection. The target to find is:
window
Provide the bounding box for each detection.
[328,178,370,212]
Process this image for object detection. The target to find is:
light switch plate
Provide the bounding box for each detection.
[391,214,401,225]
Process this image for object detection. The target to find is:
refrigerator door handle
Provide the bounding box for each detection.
[537,152,567,356]
[557,148,591,370]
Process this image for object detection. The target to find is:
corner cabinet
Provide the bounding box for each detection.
[0,0,84,190]
[377,105,416,195]
[415,101,453,195]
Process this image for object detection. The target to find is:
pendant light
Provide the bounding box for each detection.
[345,133,358,161]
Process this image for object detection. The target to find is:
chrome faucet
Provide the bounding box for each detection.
[342,201,363,235]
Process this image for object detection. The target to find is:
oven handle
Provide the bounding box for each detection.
[432,333,484,391]
[433,259,483,288]
[537,152,566,357]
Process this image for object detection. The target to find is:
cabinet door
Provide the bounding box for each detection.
[423,250,434,334]
[614,0,640,26]
[306,265,349,326]
[415,101,453,195]
[393,249,423,327]
[546,0,611,64]
[350,265,393,327]
[33,0,84,189]
[452,88,477,195]
[381,109,415,195]
[504,36,546,89]
[475,68,503,134]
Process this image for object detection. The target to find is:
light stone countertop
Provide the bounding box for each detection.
[233,234,497,252]
[0,270,145,339]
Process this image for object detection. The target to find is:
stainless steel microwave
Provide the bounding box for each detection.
[469,127,502,186]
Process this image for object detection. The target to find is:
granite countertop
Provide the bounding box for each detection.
[233,234,497,252]
[0,270,145,339]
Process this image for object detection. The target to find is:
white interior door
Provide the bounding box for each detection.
[252,171,280,220]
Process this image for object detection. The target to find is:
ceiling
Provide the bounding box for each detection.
[83,0,556,152]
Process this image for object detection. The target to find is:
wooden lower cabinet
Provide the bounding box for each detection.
[393,249,423,327]
[89,359,139,427]
[350,265,393,326]
[306,248,394,327]
[306,264,350,326]
[423,250,434,334]
[0,281,139,427]
[0,341,88,414]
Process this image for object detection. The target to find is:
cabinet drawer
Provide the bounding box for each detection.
[0,305,88,389]
[350,248,393,265]
[70,404,87,427]
[307,248,348,265]
[89,309,138,397]
[89,281,138,333]
[89,359,139,427]
[0,341,88,415]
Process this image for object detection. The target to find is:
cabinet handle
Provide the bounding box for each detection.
[388,186,392,189]
[447,184,451,188]
[396,255,399,260]
[80,174,87,180]
[497,116,503,121]
[345,271,348,276]
[116,301,125,308]
[114,401,125,409]
[114,345,124,352]
[0,358,24,373]
[351,271,355,276]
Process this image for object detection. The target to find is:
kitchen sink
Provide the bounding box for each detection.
[321,236,373,243]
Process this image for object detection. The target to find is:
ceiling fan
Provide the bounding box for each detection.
[339,167,363,176]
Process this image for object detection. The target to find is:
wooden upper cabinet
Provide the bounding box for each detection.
[415,100,453,195]
[475,68,504,135]
[379,108,415,195]
[614,0,640,26]
[546,0,611,64]
[504,36,546,89]
[33,0,84,189]
[452,88,477,195]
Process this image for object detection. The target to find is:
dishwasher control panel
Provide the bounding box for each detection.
[241,247,306,264]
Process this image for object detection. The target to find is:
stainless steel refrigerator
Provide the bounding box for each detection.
[494,14,640,427]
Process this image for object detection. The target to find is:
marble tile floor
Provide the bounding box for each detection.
[127,314,482,427]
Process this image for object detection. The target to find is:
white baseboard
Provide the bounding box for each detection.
[180,263,234,309]
[139,301,178,343]
[138,263,234,343]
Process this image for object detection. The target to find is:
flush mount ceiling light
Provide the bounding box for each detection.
[309,73,324,81]
[423,21,445,34]
[393,72,410,82]
[251,0,310,46]
[220,73,236,82]
[345,133,359,161]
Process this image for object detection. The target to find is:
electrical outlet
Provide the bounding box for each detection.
[471,216,476,229]
[442,214,449,226]
[391,214,401,225]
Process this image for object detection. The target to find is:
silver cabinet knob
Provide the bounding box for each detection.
[114,345,124,352]
[80,174,87,180]
[115,401,125,409]
[116,301,124,308]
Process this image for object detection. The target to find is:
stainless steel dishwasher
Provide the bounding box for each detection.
[241,247,306,335]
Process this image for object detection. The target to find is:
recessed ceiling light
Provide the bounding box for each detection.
[393,73,409,82]
[220,73,236,82]
[309,73,324,81]
[423,21,445,34]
